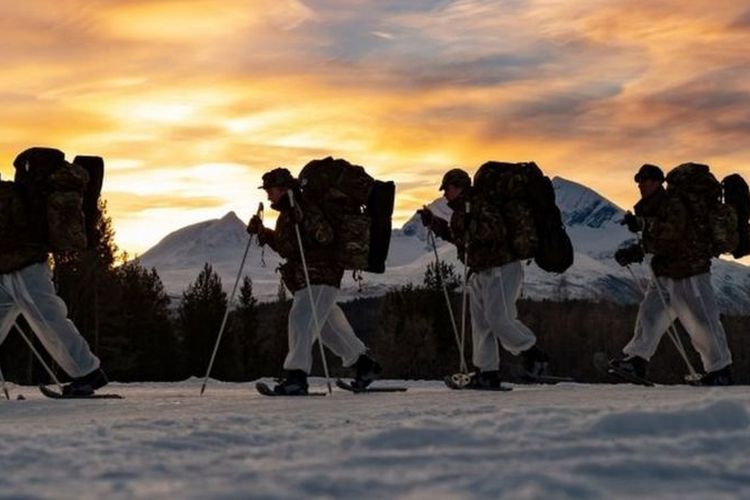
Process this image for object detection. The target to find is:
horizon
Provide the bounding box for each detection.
[1,1,749,258]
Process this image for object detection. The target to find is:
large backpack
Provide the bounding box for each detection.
[12,147,91,253]
[0,180,42,271]
[722,174,750,259]
[73,155,105,247]
[473,161,574,273]
[298,157,395,273]
[666,163,739,257]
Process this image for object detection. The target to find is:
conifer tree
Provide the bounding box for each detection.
[423,261,460,292]
[231,276,261,379]
[111,261,178,380]
[54,200,118,354]
[179,263,232,377]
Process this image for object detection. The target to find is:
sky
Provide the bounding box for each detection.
[1,0,749,257]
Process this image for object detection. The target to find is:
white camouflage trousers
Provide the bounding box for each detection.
[623,272,732,373]
[469,261,537,372]
[284,284,367,374]
[0,262,100,378]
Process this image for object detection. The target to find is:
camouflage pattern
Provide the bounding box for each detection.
[502,200,538,259]
[474,161,544,200]
[472,161,541,261]
[299,157,373,206]
[636,187,712,278]
[427,190,516,272]
[667,163,738,256]
[298,157,376,270]
[257,190,343,292]
[709,204,739,255]
[332,212,370,270]
[47,162,89,252]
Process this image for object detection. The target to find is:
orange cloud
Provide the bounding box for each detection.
[0,0,748,259]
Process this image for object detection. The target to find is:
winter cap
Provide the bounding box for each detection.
[634,164,665,183]
[439,168,471,191]
[259,167,296,189]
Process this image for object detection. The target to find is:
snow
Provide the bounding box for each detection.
[1,380,749,499]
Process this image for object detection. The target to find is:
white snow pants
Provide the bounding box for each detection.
[284,284,367,374]
[0,262,100,378]
[623,272,732,373]
[469,261,537,372]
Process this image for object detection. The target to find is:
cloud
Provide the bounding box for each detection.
[106,192,226,213]
[1,0,750,255]
[730,9,750,29]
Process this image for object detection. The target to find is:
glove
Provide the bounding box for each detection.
[419,208,434,227]
[614,244,645,267]
[621,211,644,233]
[246,215,263,235]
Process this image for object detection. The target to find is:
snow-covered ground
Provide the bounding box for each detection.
[1,380,749,499]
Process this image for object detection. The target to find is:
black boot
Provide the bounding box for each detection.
[272,370,309,395]
[62,367,108,397]
[352,354,382,389]
[700,365,733,386]
[610,355,648,379]
[521,345,550,378]
[468,369,502,389]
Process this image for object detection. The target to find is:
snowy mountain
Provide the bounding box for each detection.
[138,178,750,314]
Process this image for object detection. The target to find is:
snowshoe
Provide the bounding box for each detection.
[39,385,123,400]
[61,368,109,397]
[255,381,326,397]
[695,365,733,386]
[444,370,512,392]
[593,352,654,387]
[520,345,550,379]
[351,354,382,390]
[257,370,311,396]
[335,379,407,393]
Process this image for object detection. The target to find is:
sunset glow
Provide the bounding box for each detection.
[1,1,749,257]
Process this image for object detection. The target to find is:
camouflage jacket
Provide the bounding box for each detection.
[636,187,712,278]
[428,191,517,272]
[257,191,344,292]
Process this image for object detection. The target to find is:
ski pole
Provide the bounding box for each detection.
[200,203,263,396]
[458,201,471,375]
[13,320,63,391]
[427,229,466,373]
[288,190,333,395]
[625,264,646,295]
[0,361,10,400]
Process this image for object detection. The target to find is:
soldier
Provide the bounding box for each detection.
[0,148,108,397]
[247,168,380,395]
[613,163,733,385]
[420,168,549,389]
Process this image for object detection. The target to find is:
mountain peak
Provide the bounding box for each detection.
[552,177,624,228]
[221,211,242,223]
